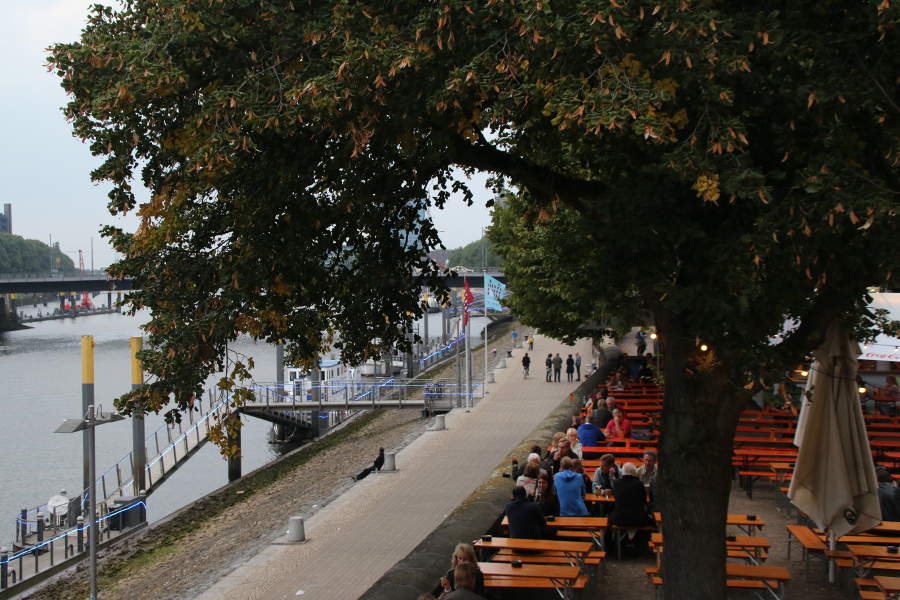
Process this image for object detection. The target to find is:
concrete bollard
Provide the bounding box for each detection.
[286,516,307,543]
[433,415,446,431]
[76,516,84,553]
[498,359,507,369]
[487,371,496,384]
[382,452,397,472]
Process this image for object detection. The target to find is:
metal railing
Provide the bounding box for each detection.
[0,272,112,282]
[1,500,147,593]
[14,389,230,546]
[246,377,483,413]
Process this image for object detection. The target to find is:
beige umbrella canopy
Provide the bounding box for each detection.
[789,320,881,539]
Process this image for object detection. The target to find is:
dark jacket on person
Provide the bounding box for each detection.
[442,588,487,600]
[879,482,900,522]
[592,407,614,430]
[536,490,560,517]
[431,568,485,598]
[505,496,547,539]
[550,449,578,475]
[610,474,654,527]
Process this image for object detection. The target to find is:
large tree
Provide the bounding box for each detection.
[51,1,898,597]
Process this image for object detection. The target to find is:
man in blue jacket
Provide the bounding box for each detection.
[577,414,605,458]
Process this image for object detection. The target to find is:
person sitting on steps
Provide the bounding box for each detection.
[351,447,385,481]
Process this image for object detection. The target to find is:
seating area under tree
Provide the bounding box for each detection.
[420,347,900,599]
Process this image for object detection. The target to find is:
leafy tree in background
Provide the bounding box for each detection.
[447,237,502,269]
[50,1,898,597]
[0,234,75,273]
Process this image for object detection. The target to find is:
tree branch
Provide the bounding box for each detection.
[442,129,606,217]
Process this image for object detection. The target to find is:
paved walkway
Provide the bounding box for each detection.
[196,334,592,600]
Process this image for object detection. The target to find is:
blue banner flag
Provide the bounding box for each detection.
[484,274,505,311]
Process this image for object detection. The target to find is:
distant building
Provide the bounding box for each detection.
[0,204,10,234]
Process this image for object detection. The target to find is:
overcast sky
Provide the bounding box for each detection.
[0,2,492,270]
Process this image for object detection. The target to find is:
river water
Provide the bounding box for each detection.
[0,304,488,548]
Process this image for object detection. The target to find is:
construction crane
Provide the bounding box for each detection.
[77,250,93,309]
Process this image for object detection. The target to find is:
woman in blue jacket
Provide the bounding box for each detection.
[553,456,589,516]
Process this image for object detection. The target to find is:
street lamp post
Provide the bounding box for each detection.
[56,405,124,600]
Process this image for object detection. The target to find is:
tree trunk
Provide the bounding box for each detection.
[655,315,745,600]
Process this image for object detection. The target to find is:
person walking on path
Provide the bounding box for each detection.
[565,354,575,382]
[635,330,647,355]
[545,354,553,382]
[528,335,534,350]
[511,329,519,346]
[521,353,531,378]
[575,353,582,380]
[552,353,563,382]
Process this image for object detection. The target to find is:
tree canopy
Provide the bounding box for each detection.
[0,234,75,274]
[447,237,502,270]
[51,1,898,597]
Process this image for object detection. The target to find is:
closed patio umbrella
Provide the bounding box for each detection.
[789,321,881,579]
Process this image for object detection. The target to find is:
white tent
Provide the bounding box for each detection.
[789,321,881,569]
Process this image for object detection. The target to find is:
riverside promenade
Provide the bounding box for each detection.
[197,334,593,600]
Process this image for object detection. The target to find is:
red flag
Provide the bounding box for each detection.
[463,277,474,326]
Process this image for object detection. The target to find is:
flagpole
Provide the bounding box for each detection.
[483,292,488,399]
[481,227,488,400]
[465,311,472,412]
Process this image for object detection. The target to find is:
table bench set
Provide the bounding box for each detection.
[478,516,611,598]
[645,514,791,600]
[785,521,900,599]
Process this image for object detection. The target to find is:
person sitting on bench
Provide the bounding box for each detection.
[877,466,900,521]
[430,543,485,599]
[555,457,589,517]
[506,485,548,539]
[610,462,654,527]
[441,561,487,599]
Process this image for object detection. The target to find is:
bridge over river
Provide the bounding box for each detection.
[0,350,490,597]
[0,270,505,295]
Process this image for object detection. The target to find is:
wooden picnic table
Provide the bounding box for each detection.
[653,513,765,535]
[478,561,580,580]
[847,544,900,561]
[848,544,900,578]
[478,561,582,597]
[733,435,796,446]
[582,444,654,455]
[875,575,900,599]
[475,537,593,556]
[872,522,900,534]
[501,515,608,529]
[583,457,645,470]
[651,532,769,552]
[649,543,789,598]
[828,534,900,545]
[725,563,791,599]
[500,515,608,547]
[769,462,794,485]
